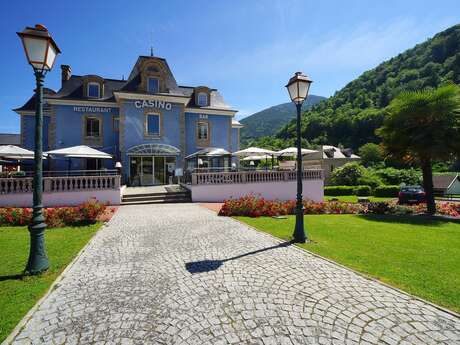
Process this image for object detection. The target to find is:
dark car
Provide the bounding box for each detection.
[398,185,426,204]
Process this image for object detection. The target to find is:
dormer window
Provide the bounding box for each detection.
[147,77,159,93]
[87,82,100,98]
[197,92,208,107]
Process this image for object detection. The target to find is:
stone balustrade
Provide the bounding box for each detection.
[0,175,121,194]
[191,169,323,185]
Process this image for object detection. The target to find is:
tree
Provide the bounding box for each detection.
[330,163,366,186]
[378,84,460,214]
[358,143,383,167]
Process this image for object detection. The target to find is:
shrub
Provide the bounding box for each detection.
[0,199,107,227]
[330,163,366,186]
[374,185,400,197]
[218,195,364,217]
[354,185,372,196]
[364,202,392,214]
[10,171,26,178]
[363,201,413,215]
[371,167,421,185]
[357,173,383,189]
[358,143,383,167]
[324,186,355,196]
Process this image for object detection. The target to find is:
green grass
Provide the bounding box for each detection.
[324,195,394,203]
[236,214,460,313]
[0,224,102,342]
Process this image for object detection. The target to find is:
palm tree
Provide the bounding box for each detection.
[378,84,460,214]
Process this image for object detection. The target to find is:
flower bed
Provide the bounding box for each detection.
[0,199,108,227]
[218,195,364,217]
[218,194,460,218]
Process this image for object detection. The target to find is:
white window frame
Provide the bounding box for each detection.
[85,116,101,138]
[145,113,161,137]
[197,92,208,107]
[197,121,209,140]
[147,77,160,93]
[87,82,101,98]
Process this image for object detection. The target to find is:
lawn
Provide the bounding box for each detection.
[324,195,394,203]
[0,223,102,342]
[236,214,460,313]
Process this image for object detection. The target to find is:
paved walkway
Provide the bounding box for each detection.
[9,204,460,345]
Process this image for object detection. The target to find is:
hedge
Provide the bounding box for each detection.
[353,185,372,196]
[325,185,372,196]
[374,185,400,197]
[324,186,355,196]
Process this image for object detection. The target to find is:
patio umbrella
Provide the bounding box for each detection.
[45,145,112,159]
[185,147,231,159]
[242,155,273,161]
[276,147,318,157]
[0,145,38,159]
[232,147,276,157]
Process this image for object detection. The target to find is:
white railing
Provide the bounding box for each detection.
[191,169,323,185]
[0,175,121,194]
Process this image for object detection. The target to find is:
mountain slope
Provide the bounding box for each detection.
[240,95,325,144]
[270,24,460,150]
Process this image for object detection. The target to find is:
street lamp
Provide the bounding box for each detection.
[17,24,61,274]
[286,72,313,243]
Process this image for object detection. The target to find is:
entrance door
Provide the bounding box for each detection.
[141,157,154,185]
[154,157,165,184]
[129,157,142,186]
[129,156,177,186]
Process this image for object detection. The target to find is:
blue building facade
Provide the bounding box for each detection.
[15,56,242,185]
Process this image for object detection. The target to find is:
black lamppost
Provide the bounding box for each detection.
[286,72,313,243]
[17,24,61,274]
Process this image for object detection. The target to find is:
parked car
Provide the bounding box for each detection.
[398,185,426,204]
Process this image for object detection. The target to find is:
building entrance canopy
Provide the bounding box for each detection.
[126,143,180,157]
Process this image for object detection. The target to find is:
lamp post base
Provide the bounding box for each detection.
[25,209,49,275]
[293,207,307,243]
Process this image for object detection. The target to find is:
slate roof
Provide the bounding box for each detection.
[15,55,234,112]
[433,174,458,190]
[322,145,360,159]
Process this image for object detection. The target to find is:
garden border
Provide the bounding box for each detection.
[223,211,460,320]
[1,216,116,345]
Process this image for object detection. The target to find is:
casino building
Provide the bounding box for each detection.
[14,55,242,186]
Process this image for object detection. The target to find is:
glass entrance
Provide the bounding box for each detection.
[154,157,165,184]
[141,157,154,185]
[129,156,176,186]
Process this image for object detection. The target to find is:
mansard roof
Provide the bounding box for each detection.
[15,55,235,113]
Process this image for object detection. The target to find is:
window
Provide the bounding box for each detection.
[147,77,159,93]
[197,122,209,140]
[197,92,208,107]
[146,113,160,136]
[86,158,102,170]
[87,82,100,98]
[85,117,100,137]
[113,116,119,132]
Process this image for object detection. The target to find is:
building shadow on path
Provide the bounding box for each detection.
[185,241,292,274]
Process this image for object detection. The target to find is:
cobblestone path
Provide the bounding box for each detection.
[9,204,460,344]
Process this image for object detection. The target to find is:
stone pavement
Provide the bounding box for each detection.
[8,204,460,345]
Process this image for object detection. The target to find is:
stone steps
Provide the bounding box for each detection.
[121,191,191,205]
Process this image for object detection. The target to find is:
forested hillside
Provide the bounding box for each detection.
[253,24,460,150]
[240,95,325,144]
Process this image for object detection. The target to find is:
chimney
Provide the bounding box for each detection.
[61,64,71,85]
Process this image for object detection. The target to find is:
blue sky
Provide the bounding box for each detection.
[1,0,458,133]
